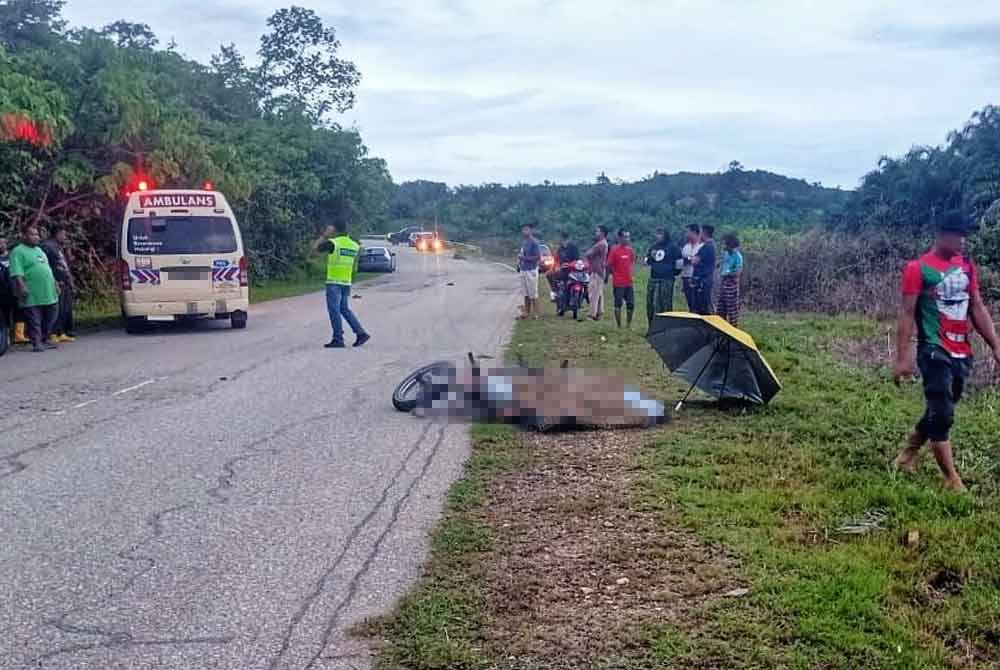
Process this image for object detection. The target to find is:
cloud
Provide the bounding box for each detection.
[61,0,1000,188]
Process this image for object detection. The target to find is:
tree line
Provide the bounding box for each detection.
[391,164,850,248]
[0,0,393,288]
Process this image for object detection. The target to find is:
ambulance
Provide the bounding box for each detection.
[118,185,249,333]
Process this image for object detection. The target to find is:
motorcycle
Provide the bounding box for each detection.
[556,259,590,320]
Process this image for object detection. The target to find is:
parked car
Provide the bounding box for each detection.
[411,231,443,252]
[358,246,396,273]
[388,225,423,245]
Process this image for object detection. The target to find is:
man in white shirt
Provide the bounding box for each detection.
[680,224,703,311]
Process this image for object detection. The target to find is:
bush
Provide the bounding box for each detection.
[741,229,924,318]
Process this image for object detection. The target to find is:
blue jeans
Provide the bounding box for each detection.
[326,283,366,343]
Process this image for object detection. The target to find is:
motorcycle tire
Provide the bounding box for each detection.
[392,361,454,412]
[0,324,8,357]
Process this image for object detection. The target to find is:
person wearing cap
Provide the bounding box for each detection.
[893,212,1000,491]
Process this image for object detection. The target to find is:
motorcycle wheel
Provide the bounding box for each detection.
[392,361,454,412]
[0,325,8,357]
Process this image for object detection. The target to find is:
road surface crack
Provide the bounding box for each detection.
[304,423,448,669]
[33,407,354,667]
[267,420,441,670]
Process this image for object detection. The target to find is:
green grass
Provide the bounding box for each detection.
[73,257,376,331]
[513,273,1000,669]
[370,270,1000,670]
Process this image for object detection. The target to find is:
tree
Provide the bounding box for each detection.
[99,20,158,49]
[0,0,65,51]
[257,6,360,120]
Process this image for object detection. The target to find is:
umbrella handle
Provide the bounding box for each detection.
[675,345,719,412]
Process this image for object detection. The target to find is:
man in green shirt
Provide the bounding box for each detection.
[9,224,59,352]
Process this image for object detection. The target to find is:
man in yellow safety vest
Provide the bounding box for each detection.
[314,220,370,349]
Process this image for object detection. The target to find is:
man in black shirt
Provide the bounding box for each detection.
[691,224,716,315]
[547,231,580,301]
[644,227,682,328]
[40,224,75,342]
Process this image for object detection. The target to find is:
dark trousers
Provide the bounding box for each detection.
[682,277,695,311]
[647,277,675,324]
[690,278,714,315]
[24,303,58,346]
[325,283,366,344]
[54,288,74,335]
[916,345,970,442]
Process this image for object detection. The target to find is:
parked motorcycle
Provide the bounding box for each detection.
[556,259,590,320]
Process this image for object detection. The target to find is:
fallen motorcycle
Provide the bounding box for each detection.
[392,354,668,430]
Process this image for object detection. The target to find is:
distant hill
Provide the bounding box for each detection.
[389,164,850,248]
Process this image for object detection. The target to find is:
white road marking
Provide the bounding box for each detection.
[493,262,517,273]
[112,379,158,396]
[52,377,166,415]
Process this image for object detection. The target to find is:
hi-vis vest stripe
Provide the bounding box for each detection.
[326,235,360,285]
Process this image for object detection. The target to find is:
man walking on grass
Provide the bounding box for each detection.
[517,223,541,319]
[315,220,370,349]
[585,225,609,320]
[645,227,682,328]
[893,213,1000,491]
[9,224,59,353]
[607,229,636,328]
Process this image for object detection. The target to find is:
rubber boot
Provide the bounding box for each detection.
[614,308,622,327]
[626,307,634,329]
[14,321,29,344]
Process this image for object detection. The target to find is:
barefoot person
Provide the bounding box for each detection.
[893,213,1000,491]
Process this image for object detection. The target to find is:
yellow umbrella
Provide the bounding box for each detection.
[647,312,782,410]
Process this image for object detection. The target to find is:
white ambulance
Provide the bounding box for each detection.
[118,187,249,333]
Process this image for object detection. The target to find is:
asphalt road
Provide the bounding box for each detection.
[0,247,518,670]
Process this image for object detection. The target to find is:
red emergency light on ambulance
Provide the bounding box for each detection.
[118,187,249,333]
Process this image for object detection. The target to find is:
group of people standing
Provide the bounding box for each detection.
[0,224,76,352]
[517,222,744,328]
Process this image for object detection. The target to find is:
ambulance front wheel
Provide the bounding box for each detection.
[231,310,248,330]
[124,316,147,335]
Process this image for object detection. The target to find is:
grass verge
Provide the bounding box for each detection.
[366,272,1000,669]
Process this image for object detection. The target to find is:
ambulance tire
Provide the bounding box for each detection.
[393,361,454,412]
[125,316,147,334]
[231,311,248,330]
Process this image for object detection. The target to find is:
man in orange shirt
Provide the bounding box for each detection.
[606,229,636,328]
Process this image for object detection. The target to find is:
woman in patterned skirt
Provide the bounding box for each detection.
[717,233,744,326]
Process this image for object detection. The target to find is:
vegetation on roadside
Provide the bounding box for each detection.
[390,165,848,253]
[366,272,1000,670]
[0,0,392,295]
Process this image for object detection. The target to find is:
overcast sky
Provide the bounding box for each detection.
[64,0,1000,189]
